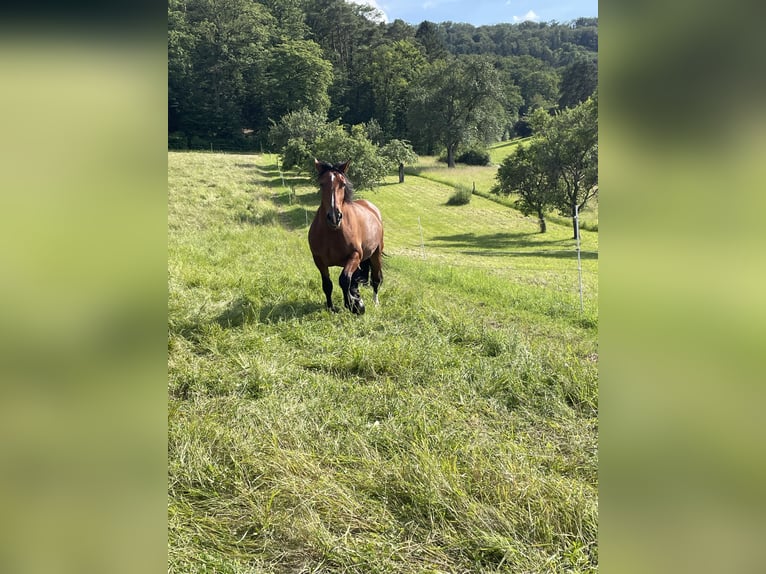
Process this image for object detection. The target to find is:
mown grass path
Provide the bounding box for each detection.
[168,151,598,573]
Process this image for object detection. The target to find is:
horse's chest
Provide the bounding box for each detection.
[310,221,357,263]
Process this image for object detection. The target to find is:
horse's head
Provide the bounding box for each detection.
[315,158,352,230]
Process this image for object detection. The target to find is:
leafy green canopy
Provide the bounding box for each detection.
[269,110,417,190]
[495,97,598,235]
[169,0,597,150]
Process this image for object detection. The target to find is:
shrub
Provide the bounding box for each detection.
[168,132,188,150]
[446,185,472,205]
[456,147,491,166]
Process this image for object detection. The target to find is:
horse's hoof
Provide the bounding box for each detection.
[352,299,365,315]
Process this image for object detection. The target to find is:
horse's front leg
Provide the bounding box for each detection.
[339,252,364,314]
[313,256,338,312]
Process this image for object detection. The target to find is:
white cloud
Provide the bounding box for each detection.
[513,10,540,22]
[346,0,389,23]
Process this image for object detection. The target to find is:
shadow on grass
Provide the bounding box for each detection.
[214,296,258,328]
[429,232,598,260]
[259,300,324,323]
[173,296,324,340]
[216,295,324,325]
[256,176,309,190]
[459,249,598,260]
[279,205,315,229]
[253,164,280,177]
[431,232,570,249]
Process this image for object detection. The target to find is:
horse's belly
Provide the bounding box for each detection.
[309,207,382,267]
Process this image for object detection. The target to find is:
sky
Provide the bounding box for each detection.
[347,0,597,26]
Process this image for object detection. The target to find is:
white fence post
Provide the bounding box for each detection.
[575,204,584,313]
[418,217,426,260]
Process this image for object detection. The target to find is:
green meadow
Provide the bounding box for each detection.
[168,150,598,573]
[405,141,598,231]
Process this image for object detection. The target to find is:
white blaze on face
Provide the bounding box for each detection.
[329,171,336,210]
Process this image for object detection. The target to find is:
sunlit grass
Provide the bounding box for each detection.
[168,151,598,573]
[403,139,598,231]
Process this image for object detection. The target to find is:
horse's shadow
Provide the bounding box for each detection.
[213,295,323,327]
[257,300,324,323]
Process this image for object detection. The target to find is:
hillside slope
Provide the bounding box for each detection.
[168,152,598,573]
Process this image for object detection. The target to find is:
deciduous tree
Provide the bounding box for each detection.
[380,139,418,183]
[495,141,556,233]
[407,56,505,167]
[537,96,598,238]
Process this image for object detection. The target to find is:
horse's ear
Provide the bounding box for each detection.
[339,160,350,173]
[314,158,322,173]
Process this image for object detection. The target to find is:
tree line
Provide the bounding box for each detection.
[168,0,598,158]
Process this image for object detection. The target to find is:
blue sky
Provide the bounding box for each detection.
[348,0,597,26]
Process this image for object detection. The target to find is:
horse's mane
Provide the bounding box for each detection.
[316,161,354,203]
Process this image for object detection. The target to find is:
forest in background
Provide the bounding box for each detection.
[168,0,597,154]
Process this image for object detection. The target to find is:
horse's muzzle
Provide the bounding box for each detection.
[327,209,342,229]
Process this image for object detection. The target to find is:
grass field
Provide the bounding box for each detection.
[405,142,598,231]
[168,151,598,573]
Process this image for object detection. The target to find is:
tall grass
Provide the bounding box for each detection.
[168,151,598,573]
[446,185,473,205]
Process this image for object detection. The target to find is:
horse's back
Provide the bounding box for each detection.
[355,199,382,223]
[353,200,383,254]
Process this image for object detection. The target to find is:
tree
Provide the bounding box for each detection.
[380,139,418,183]
[369,40,426,140]
[268,108,329,152]
[385,19,416,43]
[501,55,559,115]
[259,0,309,39]
[407,56,505,167]
[167,0,276,143]
[495,97,597,237]
[495,141,556,233]
[313,124,389,190]
[558,57,597,109]
[538,97,598,238]
[414,20,448,61]
[262,39,333,122]
[304,0,382,126]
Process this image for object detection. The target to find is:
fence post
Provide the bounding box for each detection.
[575,204,584,313]
[418,217,426,260]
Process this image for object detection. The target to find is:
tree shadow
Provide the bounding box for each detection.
[459,249,599,260]
[429,232,598,260]
[430,232,570,249]
[253,164,280,177]
[279,205,315,230]
[256,175,309,190]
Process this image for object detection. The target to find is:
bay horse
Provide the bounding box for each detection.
[308,159,384,314]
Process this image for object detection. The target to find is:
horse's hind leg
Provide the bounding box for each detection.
[352,259,370,286]
[369,249,383,305]
[340,252,364,314]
